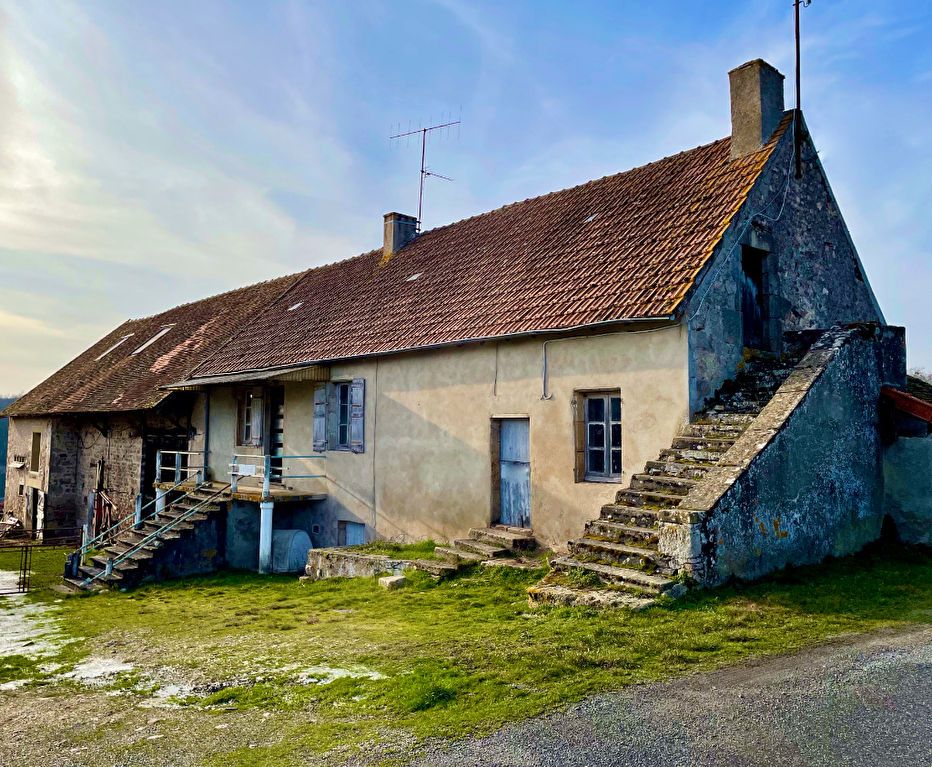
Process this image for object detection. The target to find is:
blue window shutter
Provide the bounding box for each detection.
[349,378,365,453]
[313,385,328,452]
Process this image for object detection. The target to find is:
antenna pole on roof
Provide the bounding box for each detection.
[390,116,461,232]
[794,0,811,179]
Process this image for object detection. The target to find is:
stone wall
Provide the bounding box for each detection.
[662,325,905,585]
[686,120,883,413]
[305,549,410,580]
[884,433,932,546]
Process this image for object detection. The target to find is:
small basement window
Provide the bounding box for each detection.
[30,432,41,473]
[131,325,175,355]
[337,520,366,546]
[95,333,134,361]
[575,391,622,481]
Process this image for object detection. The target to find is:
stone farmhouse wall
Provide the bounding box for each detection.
[662,325,905,585]
[686,121,883,414]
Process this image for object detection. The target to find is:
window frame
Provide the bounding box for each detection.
[581,391,622,482]
[29,432,42,473]
[335,382,351,449]
[236,387,265,448]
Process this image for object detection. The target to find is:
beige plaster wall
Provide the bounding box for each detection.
[4,417,52,526]
[205,325,689,550]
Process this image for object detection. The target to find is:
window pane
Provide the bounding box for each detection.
[611,423,621,448]
[610,396,621,422]
[586,397,604,422]
[339,424,348,445]
[611,449,622,474]
[588,449,605,474]
[588,423,605,448]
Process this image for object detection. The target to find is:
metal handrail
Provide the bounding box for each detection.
[230,453,326,497]
[82,483,232,588]
[156,449,207,484]
[76,474,195,560]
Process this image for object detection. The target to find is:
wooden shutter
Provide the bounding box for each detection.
[249,388,264,447]
[313,385,328,452]
[349,378,366,454]
[573,393,586,482]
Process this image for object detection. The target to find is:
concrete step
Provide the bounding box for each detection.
[104,543,154,560]
[453,538,510,558]
[142,520,190,535]
[659,447,729,464]
[550,556,680,594]
[614,488,684,509]
[412,559,460,579]
[77,564,123,583]
[469,526,536,550]
[90,554,138,571]
[584,519,660,546]
[157,509,209,524]
[670,435,736,452]
[527,582,657,610]
[629,473,697,496]
[695,412,756,425]
[568,538,668,570]
[644,460,712,481]
[434,545,485,563]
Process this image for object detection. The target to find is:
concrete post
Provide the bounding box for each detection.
[155,488,166,516]
[231,454,238,494]
[259,500,274,574]
[174,451,182,483]
[262,454,272,499]
[134,494,143,528]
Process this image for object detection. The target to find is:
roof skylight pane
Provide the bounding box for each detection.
[131,325,175,355]
[95,334,134,361]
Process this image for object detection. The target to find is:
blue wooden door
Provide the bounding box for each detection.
[499,419,531,528]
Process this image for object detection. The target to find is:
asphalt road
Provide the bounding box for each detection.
[412,626,932,767]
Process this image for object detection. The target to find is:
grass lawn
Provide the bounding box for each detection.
[0,541,930,766]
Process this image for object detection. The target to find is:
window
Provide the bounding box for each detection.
[337,383,351,448]
[95,333,134,361]
[237,388,264,447]
[579,392,622,481]
[131,325,175,355]
[337,520,366,546]
[30,432,41,473]
[314,379,365,453]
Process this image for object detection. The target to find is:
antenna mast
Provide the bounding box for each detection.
[390,117,461,232]
[794,0,811,179]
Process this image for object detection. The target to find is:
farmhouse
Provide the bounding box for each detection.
[2,59,921,600]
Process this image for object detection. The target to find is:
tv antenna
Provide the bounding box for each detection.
[794,0,812,179]
[390,115,461,232]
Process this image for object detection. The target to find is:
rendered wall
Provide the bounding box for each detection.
[884,434,932,546]
[206,326,690,550]
[686,123,883,413]
[3,417,52,529]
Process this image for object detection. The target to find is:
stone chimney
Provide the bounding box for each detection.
[729,59,785,159]
[383,212,418,261]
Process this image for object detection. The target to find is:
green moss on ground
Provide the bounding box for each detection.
[346,539,441,560]
[3,540,931,766]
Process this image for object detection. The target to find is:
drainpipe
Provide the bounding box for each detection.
[258,500,274,574]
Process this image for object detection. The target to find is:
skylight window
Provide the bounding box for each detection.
[287,302,303,311]
[406,273,422,282]
[95,333,134,361]
[131,325,175,355]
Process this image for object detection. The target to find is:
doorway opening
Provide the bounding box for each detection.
[741,245,773,351]
[491,418,531,529]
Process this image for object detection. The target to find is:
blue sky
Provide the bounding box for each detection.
[0,0,930,394]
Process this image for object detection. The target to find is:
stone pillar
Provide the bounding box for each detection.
[259,500,274,574]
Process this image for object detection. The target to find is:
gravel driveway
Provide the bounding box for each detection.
[413,626,932,767]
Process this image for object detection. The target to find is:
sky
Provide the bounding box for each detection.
[0,0,930,395]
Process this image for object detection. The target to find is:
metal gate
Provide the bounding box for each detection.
[0,543,32,596]
[499,418,531,528]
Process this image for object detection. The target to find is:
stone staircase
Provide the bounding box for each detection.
[436,525,539,566]
[530,350,808,609]
[64,482,230,591]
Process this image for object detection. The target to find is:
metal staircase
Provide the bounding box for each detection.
[64,481,231,591]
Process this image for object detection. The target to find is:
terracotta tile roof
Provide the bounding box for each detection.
[3,274,300,417]
[192,117,789,378]
[907,375,932,405]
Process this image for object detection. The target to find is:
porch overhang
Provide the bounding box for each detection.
[163,364,331,391]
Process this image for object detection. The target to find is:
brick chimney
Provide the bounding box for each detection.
[383,212,417,261]
[729,59,785,159]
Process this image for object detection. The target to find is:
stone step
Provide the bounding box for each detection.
[659,447,729,464]
[600,504,682,527]
[121,529,166,546]
[644,460,712,481]
[629,473,697,496]
[682,422,749,438]
[142,520,191,535]
[670,435,736,452]
[434,545,485,563]
[527,582,656,610]
[453,538,510,558]
[614,488,684,509]
[104,543,154,560]
[77,564,123,583]
[412,559,460,579]
[90,554,138,571]
[584,519,660,545]
[157,509,209,524]
[549,556,680,594]
[568,538,668,570]
[695,412,756,425]
[469,526,536,550]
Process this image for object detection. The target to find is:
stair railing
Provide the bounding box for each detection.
[230,453,325,499]
[81,482,232,588]
[68,473,204,577]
